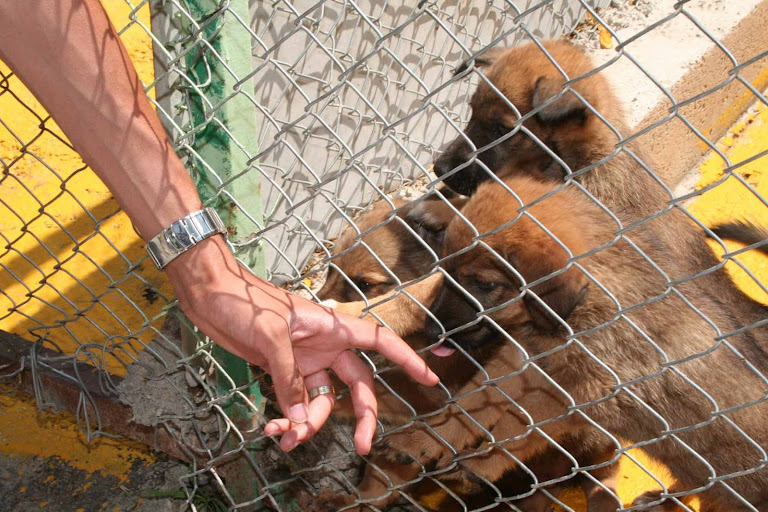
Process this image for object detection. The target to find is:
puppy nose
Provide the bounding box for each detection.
[424,315,444,340]
[433,153,454,178]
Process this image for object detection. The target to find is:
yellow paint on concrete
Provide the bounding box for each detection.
[689,99,768,304]
[76,480,94,495]
[0,384,154,482]
[0,2,173,377]
[0,1,168,491]
[699,68,768,153]
[419,445,698,510]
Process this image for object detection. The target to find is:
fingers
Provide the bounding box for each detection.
[267,333,309,425]
[340,317,438,387]
[264,418,290,437]
[266,371,337,452]
[263,351,379,456]
[332,350,378,455]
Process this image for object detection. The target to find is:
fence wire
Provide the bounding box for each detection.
[2,0,768,511]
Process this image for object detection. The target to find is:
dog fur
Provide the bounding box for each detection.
[368,176,768,511]
[304,39,768,512]
[432,39,768,342]
[710,220,768,257]
[318,195,469,421]
[316,195,621,511]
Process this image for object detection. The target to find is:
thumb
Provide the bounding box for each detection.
[268,342,309,424]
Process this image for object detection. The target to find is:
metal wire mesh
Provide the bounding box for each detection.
[2,0,768,510]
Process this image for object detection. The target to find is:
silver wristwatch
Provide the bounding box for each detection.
[146,207,227,269]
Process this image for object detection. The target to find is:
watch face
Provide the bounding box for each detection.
[147,209,225,269]
[169,221,194,249]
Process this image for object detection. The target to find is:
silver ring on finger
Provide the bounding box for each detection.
[308,385,336,400]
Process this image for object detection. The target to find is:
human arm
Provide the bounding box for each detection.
[0,0,437,454]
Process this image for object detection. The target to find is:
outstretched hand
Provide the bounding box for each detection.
[166,236,438,455]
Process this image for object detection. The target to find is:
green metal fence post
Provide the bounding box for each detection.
[182,0,264,504]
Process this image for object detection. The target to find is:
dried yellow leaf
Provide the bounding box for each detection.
[598,25,613,49]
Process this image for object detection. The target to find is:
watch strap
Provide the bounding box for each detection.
[146,207,227,269]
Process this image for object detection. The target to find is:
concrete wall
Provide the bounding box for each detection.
[151,0,609,283]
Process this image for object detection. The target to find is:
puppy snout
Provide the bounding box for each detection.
[433,138,488,196]
[425,282,450,340]
[433,151,464,179]
[424,315,444,341]
[425,279,466,338]
[434,134,472,175]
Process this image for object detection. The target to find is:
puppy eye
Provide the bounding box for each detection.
[474,279,497,292]
[355,280,374,293]
[495,123,509,138]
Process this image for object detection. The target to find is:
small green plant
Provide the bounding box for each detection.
[142,489,228,512]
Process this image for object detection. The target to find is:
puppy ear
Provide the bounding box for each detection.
[454,47,506,76]
[403,197,465,253]
[525,268,588,331]
[511,241,589,331]
[532,76,588,124]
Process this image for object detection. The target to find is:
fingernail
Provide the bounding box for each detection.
[289,403,308,423]
[264,423,277,436]
[283,433,299,452]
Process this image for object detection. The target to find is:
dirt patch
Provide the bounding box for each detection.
[117,314,221,440]
[571,0,655,49]
[117,312,368,508]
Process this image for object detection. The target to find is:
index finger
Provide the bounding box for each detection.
[336,316,438,387]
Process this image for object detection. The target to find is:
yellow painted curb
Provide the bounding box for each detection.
[0,384,154,483]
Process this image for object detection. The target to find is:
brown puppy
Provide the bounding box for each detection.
[318,196,621,511]
[318,194,470,422]
[374,176,768,511]
[433,39,768,338]
[319,197,453,303]
[433,40,628,203]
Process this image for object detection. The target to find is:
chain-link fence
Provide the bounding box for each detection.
[2,0,768,510]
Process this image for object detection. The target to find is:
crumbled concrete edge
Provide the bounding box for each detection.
[673,88,768,201]
[117,314,223,462]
